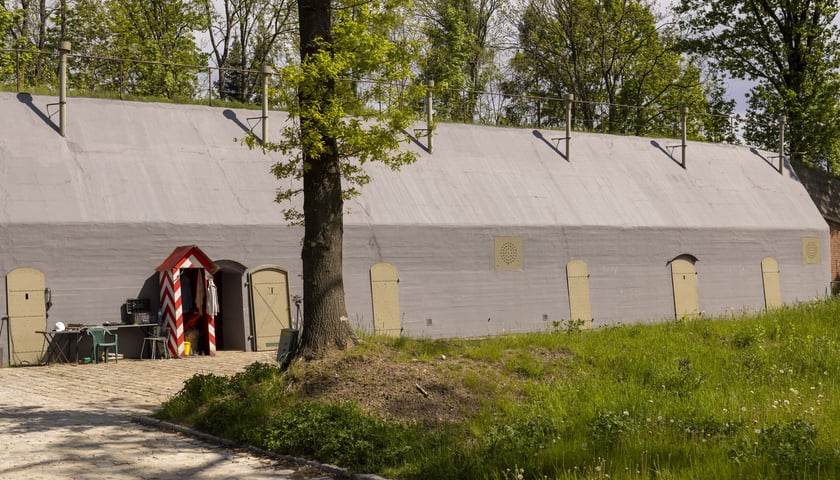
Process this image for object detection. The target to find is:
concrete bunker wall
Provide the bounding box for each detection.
[0,92,832,365]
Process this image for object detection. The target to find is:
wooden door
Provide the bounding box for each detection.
[248,266,291,351]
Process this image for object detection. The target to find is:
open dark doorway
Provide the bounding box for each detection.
[214,260,249,351]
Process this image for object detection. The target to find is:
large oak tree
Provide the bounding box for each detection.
[266,0,420,359]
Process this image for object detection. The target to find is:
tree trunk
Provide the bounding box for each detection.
[295,0,355,360]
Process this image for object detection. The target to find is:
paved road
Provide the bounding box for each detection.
[0,351,336,479]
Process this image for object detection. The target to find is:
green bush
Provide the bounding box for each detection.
[259,401,416,472]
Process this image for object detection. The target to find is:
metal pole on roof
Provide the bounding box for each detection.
[58,41,71,137]
[427,79,434,154]
[261,65,272,144]
[566,93,574,161]
[778,114,786,174]
[15,50,21,92]
[208,66,213,106]
[118,59,124,99]
[680,106,688,168]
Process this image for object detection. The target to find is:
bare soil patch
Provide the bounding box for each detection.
[284,341,573,425]
[286,345,485,424]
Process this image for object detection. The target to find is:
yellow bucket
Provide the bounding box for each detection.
[183,341,192,356]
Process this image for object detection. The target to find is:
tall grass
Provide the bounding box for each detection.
[157,298,840,479]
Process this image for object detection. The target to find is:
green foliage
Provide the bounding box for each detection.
[588,410,635,447]
[157,362,285,444]
[266,0,424,223]
[758,419,819,476]
[505,0,733,139]
[677,0,840,172]
[105,0,207,98]
[47,0,207,98]
[203,0,296,102]
[259,401,417,472]
[0,7,14,79]
[416,0,503,122]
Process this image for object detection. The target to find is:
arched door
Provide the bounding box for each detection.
[761,257,782,309]
[248,265,291,351]
[566,260,592,329]
[671,256,699,319]
[370,262,401,336]
[6,267,47,365]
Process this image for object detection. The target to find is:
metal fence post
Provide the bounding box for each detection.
[208,66,213,106]
[15,50,21,92]
[119,59,124,100]
[778,114,786,174]
[681,106,688,168]
[58,41,71,137]
[427,79,434,154]
[261,65,272,144]
[566,93,574,161]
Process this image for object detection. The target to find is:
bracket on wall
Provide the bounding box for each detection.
[751,148,784,174]
[552,136,570,150]
[531,130,568,160]
[651,140,686,168]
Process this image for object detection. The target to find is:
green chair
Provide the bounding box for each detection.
[87,326,118,363]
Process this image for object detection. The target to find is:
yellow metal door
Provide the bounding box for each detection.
[566,260,592,329]
[6,268,47,365]
[671,258,699,319]
[248,266,291,351]
[761,257,782,309]
[370,263,401,337]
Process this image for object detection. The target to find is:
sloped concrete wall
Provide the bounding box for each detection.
[0,92,830,365]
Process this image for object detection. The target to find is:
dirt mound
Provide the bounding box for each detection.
[287,347,482,424]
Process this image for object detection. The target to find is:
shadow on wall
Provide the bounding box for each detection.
[222,109,262,144]
[120,274,160,323]
[532,130,567,160]
[650,140,686,169]
[17,92,59,134]
[402,129,430,154]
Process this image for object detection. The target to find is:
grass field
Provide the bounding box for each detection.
[157,297,840,479]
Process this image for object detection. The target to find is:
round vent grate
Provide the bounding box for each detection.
[494,237,523,270]
[500,242,519,265]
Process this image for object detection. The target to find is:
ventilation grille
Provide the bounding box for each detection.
[494,237,523,270]
[802,237,821,264]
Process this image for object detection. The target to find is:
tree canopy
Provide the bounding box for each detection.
[677,0,840,171]
[506,0,733,139]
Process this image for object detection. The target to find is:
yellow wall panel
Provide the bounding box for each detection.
[370,263,401,337]
[566,260,592,329]
[761,257,782,309]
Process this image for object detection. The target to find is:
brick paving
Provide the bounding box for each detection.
[0,351,335,479]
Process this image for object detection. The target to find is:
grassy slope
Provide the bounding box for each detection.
[157,298,840,479]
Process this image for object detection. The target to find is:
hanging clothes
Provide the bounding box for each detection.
[195,271,205,316]
[206,277,219,318]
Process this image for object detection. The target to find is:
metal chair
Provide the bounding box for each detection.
[141,325,170,360]
[87,326,118,363]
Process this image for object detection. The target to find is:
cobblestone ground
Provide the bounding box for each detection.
[0,351,334,479]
